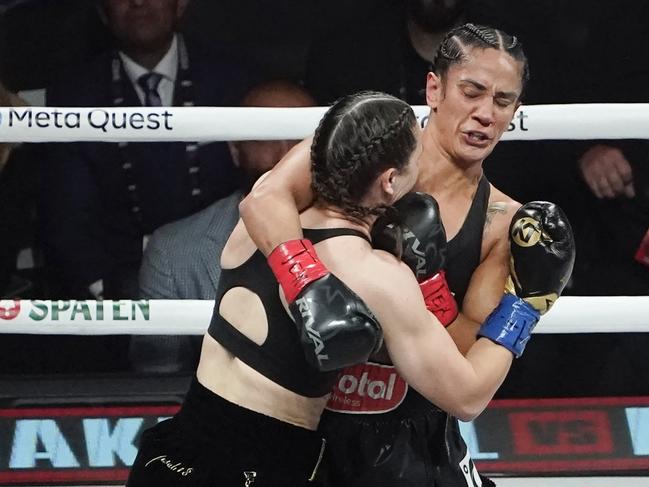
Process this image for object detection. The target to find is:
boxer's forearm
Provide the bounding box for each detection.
[446,312,480,355]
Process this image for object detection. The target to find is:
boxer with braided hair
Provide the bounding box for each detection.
[127,91,420,486]
[240,23,574,486]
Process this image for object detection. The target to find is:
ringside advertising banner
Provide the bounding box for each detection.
[464,397,649,473]
[2,298,649,335]
[0,405,178,485]
[0,397,647,484]
[3,104,649,142]
[0,299,214,335]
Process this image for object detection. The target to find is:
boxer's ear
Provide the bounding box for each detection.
[380,168,399,197]
[426,72,443,110]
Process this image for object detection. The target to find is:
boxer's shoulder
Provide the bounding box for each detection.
[486,186,520,230]
[482,185,520,254]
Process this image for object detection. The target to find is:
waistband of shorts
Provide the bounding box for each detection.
[325,387,449,423]
[178,376,322,444]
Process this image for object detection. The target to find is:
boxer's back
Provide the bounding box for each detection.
[198,210,378,429]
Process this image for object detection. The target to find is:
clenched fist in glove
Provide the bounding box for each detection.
[372,192,458,326]
[478,201,576,357]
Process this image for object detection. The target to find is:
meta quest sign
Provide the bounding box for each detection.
[0,398,647,484]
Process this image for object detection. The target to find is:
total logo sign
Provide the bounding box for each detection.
[0,300,20,320]
[326,362,408,414]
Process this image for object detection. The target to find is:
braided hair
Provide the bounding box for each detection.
[311,91,418,220]
[433,23,530,99]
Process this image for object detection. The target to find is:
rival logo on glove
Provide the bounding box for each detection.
[326,362,407,414]
[402,229,428,280]
[295,297,329,366]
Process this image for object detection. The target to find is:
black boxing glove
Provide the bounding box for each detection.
[268,240,383,371]
[289,273,383,371]
[507,201,575,313]
[372,192,458,326]
[370,210,403,259]
[478,201,576,357]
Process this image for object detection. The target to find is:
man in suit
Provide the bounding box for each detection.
[132,79,316,373]
[39,0,253,300]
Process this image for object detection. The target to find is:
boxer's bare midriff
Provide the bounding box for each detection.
[196,334,328,431]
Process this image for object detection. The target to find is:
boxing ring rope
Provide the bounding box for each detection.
[0,296,648,335]
[0,103,648,339]
[2,103,649,142]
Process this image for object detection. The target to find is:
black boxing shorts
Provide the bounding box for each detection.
[316,362,495,487]
[126,377,326,487]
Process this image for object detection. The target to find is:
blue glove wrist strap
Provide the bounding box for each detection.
[477,293,540,358]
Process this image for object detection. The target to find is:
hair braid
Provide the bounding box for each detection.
[332,105,414,219]
[432,23,530,99]
[310,93,418,220]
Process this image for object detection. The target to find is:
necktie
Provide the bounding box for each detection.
[137,72,163,107]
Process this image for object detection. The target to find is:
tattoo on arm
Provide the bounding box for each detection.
[485,202,507,229]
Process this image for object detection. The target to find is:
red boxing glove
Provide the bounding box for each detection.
[419,270,458,327]
[267,239,329,303]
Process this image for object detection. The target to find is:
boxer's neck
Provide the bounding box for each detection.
[414,130,484,240]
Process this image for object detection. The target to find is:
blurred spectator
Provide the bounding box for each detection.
[139,79,315,300]
[132,79,316,373]
[305,0,469,104]
[574,141,649,296]
[579,145,635,200]
[39,0,254,300]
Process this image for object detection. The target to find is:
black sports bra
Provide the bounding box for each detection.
[208,227,370,397]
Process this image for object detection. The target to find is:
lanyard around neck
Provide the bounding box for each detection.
[109,34,204,227]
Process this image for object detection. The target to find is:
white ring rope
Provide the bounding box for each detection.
[1,104,647,337]
[1,103,649,142]
[0,297,647,335]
